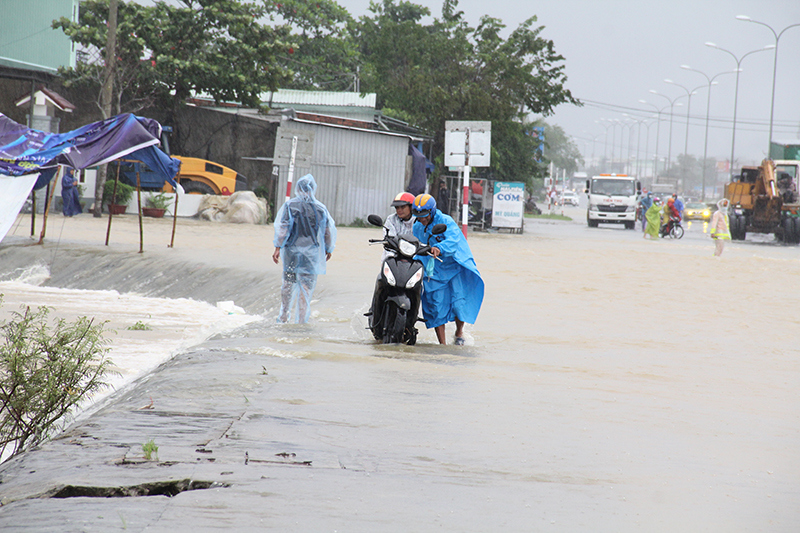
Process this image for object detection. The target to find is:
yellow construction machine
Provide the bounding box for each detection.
[725,159,800,243]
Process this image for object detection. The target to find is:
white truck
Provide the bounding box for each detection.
[585,174,641,230]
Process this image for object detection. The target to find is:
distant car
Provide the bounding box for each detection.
[684,202,712,221]
[559,191,580,206]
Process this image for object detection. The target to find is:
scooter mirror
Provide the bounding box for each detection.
[431,223,447,235]
[367,214,384,227]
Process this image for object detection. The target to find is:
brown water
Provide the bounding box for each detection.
[0,211,798,531]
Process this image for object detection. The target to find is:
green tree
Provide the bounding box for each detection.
[354,0,579,183]
[0,303,115,458]
[54,0,295,130]
[271,0,360,91]
[539,122,583,176]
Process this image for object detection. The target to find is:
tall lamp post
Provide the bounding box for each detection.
[705,42,775,177]
[736,17,800,155]
[663,79,705,158]
[639,100,672,179]
[648,90,685,177]
[624,115,654,179]
[681,65,738,200]
[596,119,614,171]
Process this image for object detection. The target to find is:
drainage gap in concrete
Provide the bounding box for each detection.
[49,479,228,498]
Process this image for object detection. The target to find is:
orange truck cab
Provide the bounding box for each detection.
[166,156,248,195]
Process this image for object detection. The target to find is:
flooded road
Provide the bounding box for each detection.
[0,212,798,531]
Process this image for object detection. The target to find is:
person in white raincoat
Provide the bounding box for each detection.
[272,174,337,323]
[710,198,731,257]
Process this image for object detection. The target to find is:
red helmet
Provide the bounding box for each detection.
[391,192,415,207]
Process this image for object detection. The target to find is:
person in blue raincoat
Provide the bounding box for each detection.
[61,167,82,217]
[412,193,484,345]
[272,174,337,323]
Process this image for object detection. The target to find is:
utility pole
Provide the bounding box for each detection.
[93,0,118,217]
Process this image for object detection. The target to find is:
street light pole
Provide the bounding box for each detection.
[736,16,800,155]
[681,65,737,200]
[649,90,685,177]
[596,119,613,171]
[706,42,775,178]
[664,79,705,158]
[639,100,671,178]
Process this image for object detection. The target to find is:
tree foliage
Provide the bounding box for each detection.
[54,0,295,115]
[54,0,581,185]
[0,302,115,459]
[354,0,579,183]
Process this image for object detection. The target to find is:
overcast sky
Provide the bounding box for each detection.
[335,0,800,168]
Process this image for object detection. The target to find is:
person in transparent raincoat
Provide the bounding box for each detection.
[272,174,337,323]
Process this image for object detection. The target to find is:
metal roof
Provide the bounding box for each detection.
[261,89,376,109]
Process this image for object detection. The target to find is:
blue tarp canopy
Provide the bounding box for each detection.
[0,112,179,187]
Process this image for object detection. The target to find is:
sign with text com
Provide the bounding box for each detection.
[491,182,524,229]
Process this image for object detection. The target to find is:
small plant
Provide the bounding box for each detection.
[142,439,159,461]
[127,321,151,331]
[348,217,369,228]
[0,303,115,458]
[252,185,270,199]
[102,178,135,206]
[146,193,173,210]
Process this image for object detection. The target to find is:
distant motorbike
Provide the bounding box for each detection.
[365,214,446,345]
[660,216,684,239]
[525,198,541,215]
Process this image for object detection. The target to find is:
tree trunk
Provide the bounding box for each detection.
[93,0,118,217]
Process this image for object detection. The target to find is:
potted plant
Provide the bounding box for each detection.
[103,179,135,215]
[143,192,173,218]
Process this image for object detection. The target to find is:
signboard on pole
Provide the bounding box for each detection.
[491,182,524,229]
[444,121,491,238]
[444,121,491,168]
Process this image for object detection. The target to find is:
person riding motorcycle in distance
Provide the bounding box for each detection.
[412,193,484,345]
[662,196,681,236]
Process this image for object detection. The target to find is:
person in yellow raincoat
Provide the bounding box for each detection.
[710,198,731,256]
[644,198,662,239]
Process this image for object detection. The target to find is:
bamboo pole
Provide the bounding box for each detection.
[37,167,60,245]
[29,190,36,237]
[169,179,179,248]
[104,162,121,246]
[136,169,143,253]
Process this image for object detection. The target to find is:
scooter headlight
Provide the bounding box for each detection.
[406,267,423,289]
[382,262,396,286]
[398,238,417,257]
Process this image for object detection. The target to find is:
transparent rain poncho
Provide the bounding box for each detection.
[273,174,337,323]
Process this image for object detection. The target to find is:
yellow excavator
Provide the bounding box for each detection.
[725,159,800,243]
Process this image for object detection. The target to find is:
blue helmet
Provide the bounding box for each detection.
[412,194,437,217]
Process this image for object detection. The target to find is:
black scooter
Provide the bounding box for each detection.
[365,214,446,345]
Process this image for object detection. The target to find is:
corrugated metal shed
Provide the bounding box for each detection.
[274,118,412,226]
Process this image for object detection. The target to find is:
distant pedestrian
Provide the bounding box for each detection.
[61,167,82,217]
[710,198,730,256]
[437,180,450,216]
[272,174,337,323]
[644,198,661,239]
[639,192,653,233]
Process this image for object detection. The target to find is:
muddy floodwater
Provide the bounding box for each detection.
[0,211,798,531]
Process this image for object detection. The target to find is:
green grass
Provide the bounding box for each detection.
[525,213,573,221]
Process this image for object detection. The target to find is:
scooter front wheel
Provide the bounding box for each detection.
[671,225,684,239]
[382,304,407,344]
